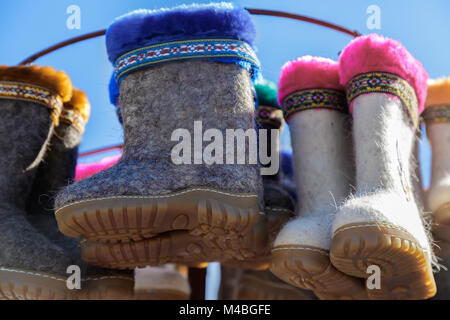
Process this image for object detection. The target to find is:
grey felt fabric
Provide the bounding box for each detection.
[56,61,261,208]
[0,99,71,275]
[26,121,132,278]
[27,123,80,215]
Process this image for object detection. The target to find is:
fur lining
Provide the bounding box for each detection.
[278,56,342,105]
[106,2,256,63]
[64,88,91,121]
[254,79,279,108]
[425,77,450,108]
[338,33,428,113]
[109,73,119,106]
[0,65,72,102]
[75,154,121,181]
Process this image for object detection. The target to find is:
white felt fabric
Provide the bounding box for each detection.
[426,123,450,213]
[333,93,431,256]
[274,109,353,250]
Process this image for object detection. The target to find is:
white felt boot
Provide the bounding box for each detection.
[331,34,436,300]
[423,78,450,242]
[270,56,367,300]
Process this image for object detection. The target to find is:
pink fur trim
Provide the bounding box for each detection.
[338,33,429,113]
[75,154,121,181]
[277,56,343,105]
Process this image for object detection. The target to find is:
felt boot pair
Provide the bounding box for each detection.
[54,3,280,269]
[423,78,450,299]
[0,65,133,299]
[270,34,436,300]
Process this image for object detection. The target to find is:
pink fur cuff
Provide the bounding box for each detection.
[278,56,343,105]
[338,33,428,113]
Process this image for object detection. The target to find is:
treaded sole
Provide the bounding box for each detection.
[270,245,368,300]
[81,226,269,270]
[330,222,436,300]
[0,268,134,300]
[56,189,260,244]
[433,203,450,242]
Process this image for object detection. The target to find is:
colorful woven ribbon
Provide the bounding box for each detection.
[113,38,260,83]
[0,81,63,125]
[282,88,347,121]
[422,105,450,123]
[256,105,283,129]
[60,108,88,133]
[346,72,419,128]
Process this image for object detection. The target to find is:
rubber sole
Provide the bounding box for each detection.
[56,188,260,244]
[270,245,368,300]
[81,225,269,270]
[433,203,450,242]
[236,273,316,300]
[0,268,134,300]
[330,222,436,300]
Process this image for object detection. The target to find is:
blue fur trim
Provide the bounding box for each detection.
[106,2,256,64]
[108,73,119,106]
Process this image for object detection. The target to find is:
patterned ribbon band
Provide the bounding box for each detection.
[256,105,283,129]
[422,105,450,123]
[114,38,260,83]
[346,72,419,128]
[60,108,88,133]
[282,88,347,120]
[0,81,63,125]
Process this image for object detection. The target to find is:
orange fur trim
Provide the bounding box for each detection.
[425,77,450,108]
[0,65,72,102]
[60,88,90,133]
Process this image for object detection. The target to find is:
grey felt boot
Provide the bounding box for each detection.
[54,4,267,266]
[26,88,134,300]
[0,65,76,300]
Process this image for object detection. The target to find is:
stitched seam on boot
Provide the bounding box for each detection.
[272,246,329,256]
[56,188,259,213]
[0,267,66,282]
[0,267,133,282]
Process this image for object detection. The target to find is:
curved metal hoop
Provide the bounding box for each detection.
[19,8,361,65]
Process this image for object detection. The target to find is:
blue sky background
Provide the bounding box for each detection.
[1,0,449,300]
[1,0,449,188]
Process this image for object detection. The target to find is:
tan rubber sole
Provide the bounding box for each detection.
[270,245,368,300]
[0,268,134,300]
[56,188,260,244]
[81,225,269,270]
[330,222,436,300]
[236,273,316,300]
[433,203,450,242]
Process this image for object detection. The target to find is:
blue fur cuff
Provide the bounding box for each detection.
[108,73,122,124]
[108,73,119,106]
[106,2,256,64]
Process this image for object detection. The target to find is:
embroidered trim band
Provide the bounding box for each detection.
[114,39,260,83]
[60,109,87,133]
[0,81,63,125]
[256,105,283,129]
[422,105,450,123]
[282,89,347,120]
[346,72,419,128]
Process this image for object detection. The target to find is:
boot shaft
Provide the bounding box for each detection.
[278,56,353,215]
[27,88,90,213]
[119,61,255,161]
[0,65,72,208]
